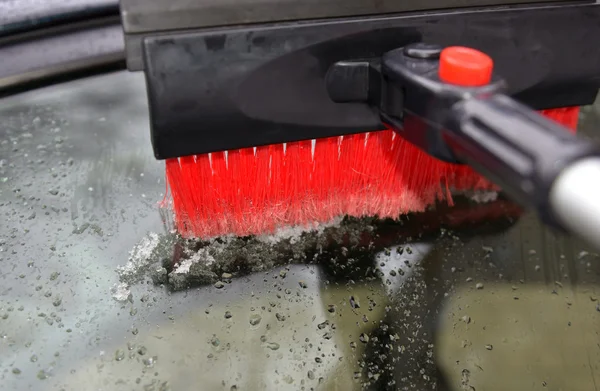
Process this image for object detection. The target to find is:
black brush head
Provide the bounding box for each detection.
[124,1,600,159]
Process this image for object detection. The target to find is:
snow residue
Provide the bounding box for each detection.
[470,191,499,203]
[117,232,160,280]
[111,282,131,302]
[257,216,344,245]
[173,246,217,274]
[173,258,194,274]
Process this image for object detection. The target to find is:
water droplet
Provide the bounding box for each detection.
[211,337,220,347]
[137,346,147,355]
[224,311,232,319]
[37,370,49,380]
[52,297,62,307]
[142,356,157,367]
[48,189,59,196]
[30,355,38,362]
[249,314,262,326]
[315,357,322,363]
[299,281,307,289]
[115,350,125,361]
[12,368,21,375]
[265,342,280,350]
[485,344,493,351]
[307,370,315,380]
[276,313,286,321]
[327,305,336,313]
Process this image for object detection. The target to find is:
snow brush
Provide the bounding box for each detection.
[120,1,600,248]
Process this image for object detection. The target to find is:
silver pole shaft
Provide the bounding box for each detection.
[549,157,600,251]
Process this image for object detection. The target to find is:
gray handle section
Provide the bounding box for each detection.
[550,158,600,250]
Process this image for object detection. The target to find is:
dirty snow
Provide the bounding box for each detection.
[173,245,219,274]
[257,216,344,245]
[469,191,499,203]
[116,232,160,280]
[110,282,131,302]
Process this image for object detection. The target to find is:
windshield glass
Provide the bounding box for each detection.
[1,71,600,390]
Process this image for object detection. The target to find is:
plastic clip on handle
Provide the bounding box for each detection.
[437,47,600,249]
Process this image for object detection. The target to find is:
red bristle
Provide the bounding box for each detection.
[208,152,228,235]
[165,107,580,238]
[254,145,273,232]
[178,156,202,235]
[311,136,338,221]
[165,158,192,237]
[194,154,215,237]
[271,144,285,229]
[283,141,313,225]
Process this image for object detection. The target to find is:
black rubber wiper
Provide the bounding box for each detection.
[0,0,119,37]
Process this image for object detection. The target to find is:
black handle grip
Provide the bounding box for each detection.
[445,94,599,227]
[326,43,600,231]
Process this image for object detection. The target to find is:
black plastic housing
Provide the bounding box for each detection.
[142,2,600,160]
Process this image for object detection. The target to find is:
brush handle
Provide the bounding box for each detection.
[329,44,600,247]
[446,93,600,244]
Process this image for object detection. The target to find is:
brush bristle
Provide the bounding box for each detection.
[165,107,580,238]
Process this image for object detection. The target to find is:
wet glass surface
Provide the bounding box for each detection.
[0,71,599,390]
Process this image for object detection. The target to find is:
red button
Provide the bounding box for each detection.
[439,46,494,87]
